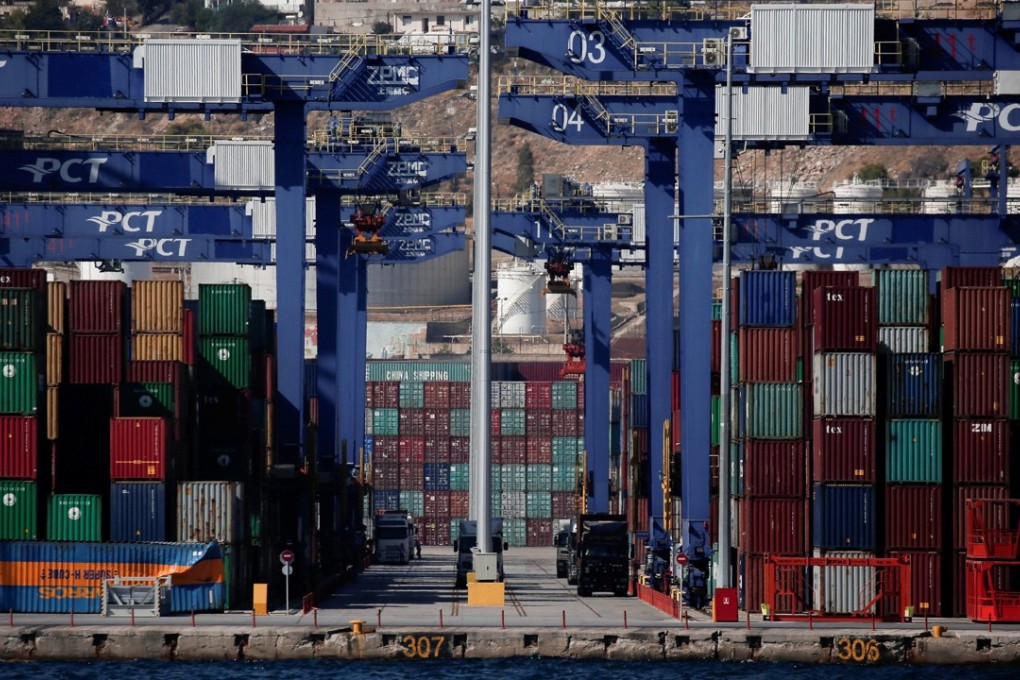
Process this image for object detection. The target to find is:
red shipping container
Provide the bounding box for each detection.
[369,382,399,408]
[420,523,443,546]
[0,415,38,479]
[577,384,585,411]
[942,287,1010,352]
[500,436,528,465]
[449,490,469,517]
[182,307,195,366]
[424,436,450,463]
[812,286,877,352]
[526,437,552,464]
[551,410,578,436]
[489,435,503,463]
[633,497,649,535]
[711,319,721,374]
[69,333,123,384]
[373,461,400,490]
[888,550,943,617]
[738,327,799,383]
[525,382,552,410]
[738,552,769,613]
[423,409,451,437]
[884,484,942,550]
[633,427,650,454]
[449,436,470,464]
[399,409,425,436]
[672,410,681,452]
[490,408,501,438]
[940,266,1002,290]
[952,484,1010,549]
[710,446,719,490]
[69,280,125,333]
[449,382,471,409]
[952,418,1010,484]
[526,518,553,546]
[401,463,423,490]
[738,497,808,554]
[672,371,680,410]
[946,352,1009,418]
[109,417,167,480]
[812,418,877,483]
[800,271,859,327]
[526,410,551,438]
[397,436,425,464]
[551,491,578,520]
[0,269,46,291]
[372,435,400,463]
[423,382,450,409]
[742,440,806,498]
[424,491,450,517]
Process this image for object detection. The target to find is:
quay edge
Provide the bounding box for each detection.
[4,626,1020,664]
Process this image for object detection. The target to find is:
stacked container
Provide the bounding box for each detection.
[178,480,246,606]
[940,267,1012,615]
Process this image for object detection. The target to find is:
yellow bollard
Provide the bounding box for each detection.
[252,584,268,616]
[350,619,365,635]
[933,625,947,638]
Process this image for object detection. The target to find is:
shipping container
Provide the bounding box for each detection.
[888,549,943,616]
[372,408,400,437]
[398,436,425,464]
[748,4,874,74]
[812,287,877,352]
[131,333,184,362]
[525,382,552,410]
[449,408,471,437]
[45,332,62,386]
[0,415,37,479]
[885,419,942,483]
[884,484,942,550]
[738,327,799,382]
[800,271,859,323]
[526,518,553,546]
[0,480,36,540]
[119,382,176,420]
[47,494,102,542]
[0,288,40,350]
[738,552,773,613]
[366,360,471,383]
[399,490,424,517]
[811,549,876,615]
[526,411,552,439]
[875,269,929,326]
[878,326,930,355]
[423,381,450,409]
[197,283,250,336]
[738,497,807,554]
[399,409,425,437]
[399,381,424,408]
[551,381,578,409]
[177,481,244,543]
[942,287,1010,352]
[69,280,124,334]
[68,334,122,385]
[946,352,1010,418]
[198,336,250,389]
[46,281,66,334]
[740,440,806,498]
[811,418,876,483]
[739,383,802,439]
[812,353,876,417]
[952,418,1010,484]
[0,540,224,613]
[940,266,1002,290]
[738,270,797,327]
[131,280,184,333]
[811,484,876,551]
[883,353,942,418]
[1012,359,1020,421]
[109,417,169,480]
[0,351,37,414]
[0,269,45,291]
[109,481,167,542]
[423,462,450,491]
[1012,298,1020,356]
[45,386,58,440]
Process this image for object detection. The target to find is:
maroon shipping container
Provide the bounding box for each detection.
[525,382,552,410]
[0,269,46,291]
[952,418,1010,484]
[397,436,425,464]
[0,415,38,479]
[942,287,1010,352]
[372,435,399,463]
[490,408,501,438]
[800,271,860,327]
[526,518,553,546]
[69,333,123,384]
[738,552,769,613]
[125,360,186,442]
[424,437,450,463]
[423,382,450,409]
[526,410,552,438]
[551,491,578,520]
[811,418,877,483]
[946,352,1009,418]
[401,463,423,490]
[672,410,682,451]
[69,280,125,333]
[551,410,579,437]
[449,436,470,464]
[812,286,877,352]
[373,461,400,490]
[500,436,528,465]
[449,382,471,409]
[633,427,650,454]
[109,417,168,480]
[738,497,808,554]
[940,266,1002,290]
[182,307,195,366]
[526,437,552,464]
[672,372,680,411]
[420,522,443,546]
[884,484,942,550]
[888,550,943,616]
[951,484,1010,549]
[423,409,450,437]
[450,490,469,517]
[711,319,721,374]
[710,446,720,489]
[369,382,399,409]
[742,440,806,498]
[738,327,800,383]
[424,491,450,517]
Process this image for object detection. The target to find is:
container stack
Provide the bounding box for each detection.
[875,269,944,616]
[732,270,806,612]
[941,267,1012,615]
[627,359,648,537]
[177,480,246,608]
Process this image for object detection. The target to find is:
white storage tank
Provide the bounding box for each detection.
[832,176,883,214]
[768,181,820,214]
[545,263,582,328]
[922,180,959,215]
[495,260,546,335]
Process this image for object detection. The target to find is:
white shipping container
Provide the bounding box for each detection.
[714,86,811,141]
[500,491,526,519]
[139,40,242,103]
[812,352,876,417]
[749,4,875,74]
[811,549,878,615]
[210,140,274,190]
[878,327,929,354]
[177,481,244,543]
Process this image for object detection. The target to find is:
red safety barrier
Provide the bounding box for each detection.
[967,499,1020,560]
[636,582,681,619]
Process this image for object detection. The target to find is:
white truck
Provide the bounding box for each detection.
[373,510,416,564]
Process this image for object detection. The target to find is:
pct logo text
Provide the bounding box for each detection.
[954,103,1020,133]
[125,238,191,257]
[87,210,163,233]
[790,217,874,260]
[19,157,107,184]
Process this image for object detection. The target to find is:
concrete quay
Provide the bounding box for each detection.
[3,547,1020,664]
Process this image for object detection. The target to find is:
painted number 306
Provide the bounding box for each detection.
[400,634,448,658]
[836,637,882,662]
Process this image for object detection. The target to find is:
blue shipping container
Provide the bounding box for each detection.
[0,541,224,613]
[739,270,797,327]
[373,490,400,511]
[812,484,876,551]
[423,463,451,491]
[110,482,167,542]
[884,353,942,418]
[303,359,317,400]
[630,394,649,429]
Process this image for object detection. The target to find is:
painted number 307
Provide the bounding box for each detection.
[836,637,881,662]
[567,30,606,64]
[401,634,448,658]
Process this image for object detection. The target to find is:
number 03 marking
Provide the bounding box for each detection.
[566,30,606,64]
[836,637,881,662]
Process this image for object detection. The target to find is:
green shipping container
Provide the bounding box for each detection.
[449,464,470,491]
[398,381,424,408]
[501,408,526,436]
[500,464,527,491]
[875,269,929,325]
[199,336,250,389]
[711,395,721,447]
[47,494,102,541]
[886,419,942,483]
[0,352,37,415]
[450,409,471,437]
[526,464,552,492]
[712,300,722,320]
[526,492,552,518]
[629,359,647,395]
[743,383,802,439]
[505,518,527,547]
[198,284,251,336]
[398,491,424,518]
[491,465,501,492]
[551,436,579,465]
[1005,280,1020,299]
[366,361,471,383]
[0,288,39,351]
[552,464,578,492]
[551,381,578,409]
[0,480,37,540]
[120,382,175,418]
[373,408,400,436]
[1011,360,1020,421]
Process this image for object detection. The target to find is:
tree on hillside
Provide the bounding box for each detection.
[853,163,888,182]
[7,0,68,31]
[514,144,535,194]
[207,0,278,33]
[372,21,392,35]
[169,0,211,29]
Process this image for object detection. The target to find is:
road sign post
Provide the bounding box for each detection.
[280,550,295,613]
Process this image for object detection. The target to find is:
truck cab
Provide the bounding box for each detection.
[575,513,630,597]
[454,519,507,588]
[554,519,574,579]
[373,510,416,564]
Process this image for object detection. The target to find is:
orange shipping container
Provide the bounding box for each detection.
[132,333,184,361]
[45,333,62,386]
[46,281,65,334]
[131,280,184,333]
[46,387,58,441]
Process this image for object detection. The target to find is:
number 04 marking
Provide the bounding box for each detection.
[567,30,606,64]
[551,103,585,133]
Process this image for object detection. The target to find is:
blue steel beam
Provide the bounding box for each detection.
[0,235,271,266]
[490,205,637,253]
[339,204,465,238]
[583,247,612,513]
[309,151,467,192]
[0,202,253,237]
[315,189,342,471]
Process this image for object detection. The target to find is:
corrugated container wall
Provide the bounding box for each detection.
[740,383,802,439]
[0,289,39,350]
[141,39,241,103]
[366,360,472,383]
[131,280,184,333]
[69,280,124,333]
[0,480,36,540]
[0,352,37,414]
[0,269,46,291]
[109,417,168,480]
[875,269,929,325]
[942,287,1010,351]
[45,333,62,386]
[878,327,929,354]
[811,550,876,615]
[811,484,876,551]
[740,440,806,498]
[212,140,274,190]
[738,327,799,382]
[46,281,65,334]
[714,85,810,141]
[198,336,250,389]
[131,333,184,362]
[177,481,244,543]
[749,4,875,74]
[738,270,797,327]
[811,418,876,483]
[946,352,1009,418]
[0,415,37,478]
[889,550,943,616]
[883,484,942,550]
[883,354,942,418]
[738,497,807,554]
[940,266,1002,290]
[47,494,102,542]
[812,353,876,417]
[109,481,167,542]
[885,419,942,483]
[812,287,877,352]
[952,419,1010,484]
[68,334,122,385]
[197,284,250,336]
[801,271,860,323]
